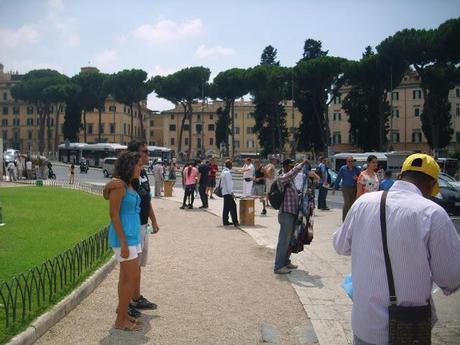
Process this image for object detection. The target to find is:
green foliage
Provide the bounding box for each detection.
[260,45,280,66]
[302,39,328,60]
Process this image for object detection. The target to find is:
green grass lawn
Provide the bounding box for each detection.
[0,186,109,282]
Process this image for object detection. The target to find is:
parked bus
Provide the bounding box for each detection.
[58,143,88,164]
[147,146,174,163]
[82,143,127,167]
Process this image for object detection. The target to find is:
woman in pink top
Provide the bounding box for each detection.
[180,161,199,209]
[356,155,380,198]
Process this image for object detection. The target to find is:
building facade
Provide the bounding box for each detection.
[328,71,460,154]
[0,64,157,153]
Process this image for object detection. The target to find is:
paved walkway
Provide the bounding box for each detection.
[34,198,316,345]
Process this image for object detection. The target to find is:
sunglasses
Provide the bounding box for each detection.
[140,149,149,153]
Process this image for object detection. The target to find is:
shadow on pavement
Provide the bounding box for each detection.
[289,270,324,289]
[99,314,158,345]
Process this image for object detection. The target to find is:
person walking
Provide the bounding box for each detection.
[379,170,395,191]
[207,157,219,199]
[317,157,331,210]
[151,160,164,197]
[197,159,209,208]
[221,159,239,227]
[333,153,460,345]
[252,159,267,215]
[106,152,143,331]
[356,155,380,198]
[104,141,159,319]
[274,159,309,274]
[241,158,255,197]
[333,156,361,221]
[180,161,198,209]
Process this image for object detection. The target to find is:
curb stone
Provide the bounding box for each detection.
[7,257,116,345]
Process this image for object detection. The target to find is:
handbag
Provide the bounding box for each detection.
[214,178,223,198]
[380,191,431,345]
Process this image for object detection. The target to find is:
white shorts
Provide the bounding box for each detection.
[139,224,149,267]
[266,178,274,194]
[113,244,142,263]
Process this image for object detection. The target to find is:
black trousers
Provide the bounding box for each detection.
[223,194,238,225]
[199,183,208,207]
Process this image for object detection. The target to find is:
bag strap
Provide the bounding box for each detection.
[380,191,397,305]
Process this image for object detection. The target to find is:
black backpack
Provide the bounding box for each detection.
[268,179,285,210]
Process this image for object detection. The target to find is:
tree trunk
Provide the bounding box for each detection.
[230,100,235,158]
[130,104,134,139]
[46,112,52,154]
[83,110,87,143]
[188,103,193,158]
[38,110,46,154]
[138,103,146,140]
[178,103,187,159]
[54,104,61,153]
[98,108,102,143]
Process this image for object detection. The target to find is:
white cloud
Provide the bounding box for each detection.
[133,18,204,44]
[48,0,64,13]
[148,65,176,78]
[0,25,40,49]
[148,93,175,112]
[66,33,80,47]
[93,49,119,71]
[195,45,235,59]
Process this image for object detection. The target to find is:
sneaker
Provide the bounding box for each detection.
[179,205,185,209]
[210,196,215,199]
[188,205,193,209]
[223,222,234,226]
[233,222,239,227]
[261,209,267,215]
[286,263,298,269]
[274,267,291,274]
[128,305,142,318]
[130,295,157,310]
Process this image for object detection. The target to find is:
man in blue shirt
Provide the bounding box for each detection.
[333,156,361,221]
[379,170,395,191]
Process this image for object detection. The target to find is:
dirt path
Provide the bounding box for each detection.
[35,199,315,345]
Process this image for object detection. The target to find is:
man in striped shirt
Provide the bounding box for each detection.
[333,154,460,345]
[274,159,309,274]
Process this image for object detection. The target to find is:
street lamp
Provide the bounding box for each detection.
[200,80,205,159]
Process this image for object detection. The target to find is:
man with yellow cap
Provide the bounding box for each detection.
[333,153,460,345]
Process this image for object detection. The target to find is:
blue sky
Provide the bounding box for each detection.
[1,0,459,110]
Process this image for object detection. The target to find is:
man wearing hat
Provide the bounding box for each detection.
[333,154,460,345]
[274,158,310,274]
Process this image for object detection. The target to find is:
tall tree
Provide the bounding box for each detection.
[302,39,328,60]
[214,106,231,154]
[62,89,83,142]
[151,67,210,158]
[11,69,68,153]
[210,68,248,157]
[260,45,280,66]
[110,69,150,140]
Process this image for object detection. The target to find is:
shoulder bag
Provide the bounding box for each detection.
[380,191,431,345]
[214,177,223,198]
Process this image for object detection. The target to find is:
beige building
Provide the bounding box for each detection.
[328,71,460,154]
[159,99,303,158]
[0,64,157,153]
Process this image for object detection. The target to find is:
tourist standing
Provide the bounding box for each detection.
[207,157,219,199]
[180,161,198,209]
[151,160,164,197]
[7,161,16,182]
[333,154,460,344]
[197,159,209,208]
[274,159,309,274]
[69,164,75,184]
[26,159,33,180]
[317,157,331,210]
[333,156,361,221]
[356,155,380,198]
[253,159,267,215]
[241,158,255,197]
[221,159,239,226]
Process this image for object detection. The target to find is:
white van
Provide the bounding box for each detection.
[102,157,117,178]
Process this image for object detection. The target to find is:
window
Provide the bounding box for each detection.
[332,131,341,144]
[412,131,422,143]
[197,138,201,148]
[210,114,213,120]
[456,132,460,143]
[127,125,130,135]
[109,105,116,112]
[456,105,460,117]
[246,127,254,134]
[170,114,174,120]
[413,90,422,99]
[99,123,104,134]
[196,124,202,132]
[414,108,420,117]
[170,138,175,146]
[2,130,7,140]
[28,130,33,140]
[150,130,154,137]
[12,105,19,115]
[197,114,201,121]
[392,108,399,118]
[50,118,54,126]
[456,88,460,98]
[134,111,137,117]
[184,138,189,146]
[13,118,20,126]
[391,131,400,143]
[333,112,341,121]
[27,118,33,126]
[246,113,254,119]
[2,106,8,115]
[123,123,127,135]
[169,124,176,131]
[27,106,34,114]
[150,120,154,127]
[234,140,240,148]
[209,138,214,146]
[110,123,115,134]
[1,119,8,126]
[87,124,93,135]
[246,140,255,148]
[333,94,342,104]
[183,124,190,131]
[208,124,215,131]
[234,113,238,119]
[391,92,399,101]
[234,127,240,135]
[123,106,127,113]
[2,92,7,100]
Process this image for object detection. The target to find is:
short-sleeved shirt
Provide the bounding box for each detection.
[208,163,218,179]
[184,166,198,186]
[379,178,395,191]
[357,170,379,193]
[26,161,32,170]
[198,164,209,186]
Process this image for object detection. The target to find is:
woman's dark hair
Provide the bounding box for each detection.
[127,139,147,153]
[367,155,378,163]
[114,151,140,184]
[187,163,193,177]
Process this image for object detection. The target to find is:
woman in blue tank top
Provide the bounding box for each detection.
[106,151,142,331]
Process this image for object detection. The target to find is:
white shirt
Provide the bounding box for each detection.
[7,162,15,171]
[242,163,254,179]
[221,168,233,196]
[333,180,460,345]
[26,161,32,170]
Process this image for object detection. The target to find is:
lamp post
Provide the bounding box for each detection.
[290,70,296,159]
[200,80,205,159]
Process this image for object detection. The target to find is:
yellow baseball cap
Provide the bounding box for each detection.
[401,153,440,196]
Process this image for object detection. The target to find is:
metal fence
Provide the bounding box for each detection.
[0,180,109,334]
[16,180,104,196]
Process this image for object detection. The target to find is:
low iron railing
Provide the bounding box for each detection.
[16,179,104,195]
